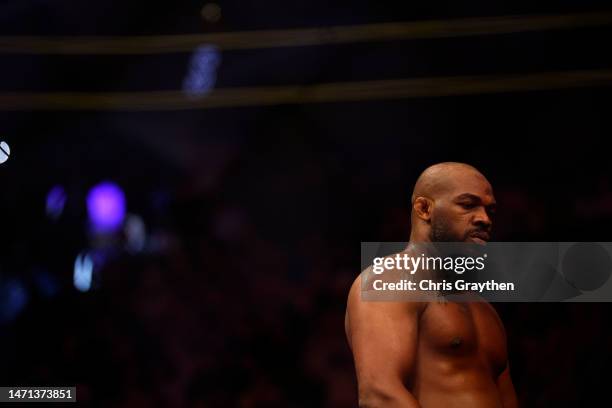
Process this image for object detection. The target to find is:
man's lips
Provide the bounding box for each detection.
[469,236,487,244]
[468,232,490,242]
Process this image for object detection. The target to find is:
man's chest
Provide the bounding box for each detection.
[419,301,508,373]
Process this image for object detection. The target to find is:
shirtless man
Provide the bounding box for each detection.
[345,162,518,407]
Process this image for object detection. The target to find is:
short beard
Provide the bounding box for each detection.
[430,216,462,242]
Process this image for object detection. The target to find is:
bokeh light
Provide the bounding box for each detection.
[86,182,126,234]
[46,185,67,220]
[182,45,221,97]
[73,252,94,292]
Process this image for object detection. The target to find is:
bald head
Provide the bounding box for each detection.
[411,162,488,204]
[410,162,496,243]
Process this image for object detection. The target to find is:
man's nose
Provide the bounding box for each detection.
[473,207,492,228]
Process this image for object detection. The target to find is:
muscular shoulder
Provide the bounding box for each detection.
[345,267,427,349]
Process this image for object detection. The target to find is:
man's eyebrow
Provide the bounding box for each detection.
[454,193,497,207]
[454,193,482,202]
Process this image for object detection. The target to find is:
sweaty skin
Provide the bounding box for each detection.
[345,162,518,408]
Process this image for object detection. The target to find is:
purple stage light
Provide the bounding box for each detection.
[87,181,126,234]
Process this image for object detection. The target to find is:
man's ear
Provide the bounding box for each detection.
[413,197,433,222]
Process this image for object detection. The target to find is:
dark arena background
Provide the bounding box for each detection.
[1,0,612,406]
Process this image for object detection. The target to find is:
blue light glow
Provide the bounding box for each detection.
[182,45,221,97]
[46,185,67,220]
[0,279,28,324]
[73,252,94,292]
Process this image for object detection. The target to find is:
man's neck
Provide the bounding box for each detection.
[409,229,431,244]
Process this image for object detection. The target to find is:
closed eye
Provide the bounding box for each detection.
[459,202,477,210]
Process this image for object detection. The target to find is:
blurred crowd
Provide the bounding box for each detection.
[0,180,358,407]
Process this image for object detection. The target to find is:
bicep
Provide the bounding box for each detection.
[347,280,421,390]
